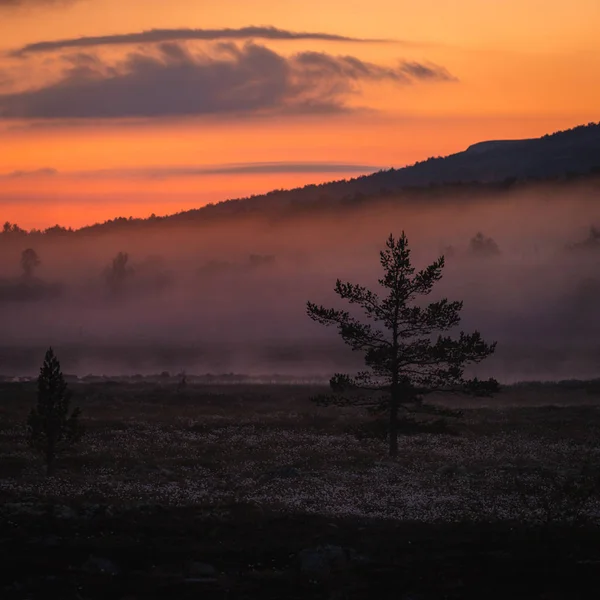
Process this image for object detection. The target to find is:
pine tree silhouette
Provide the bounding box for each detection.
[307,232,498,456]
[26,348,83,475]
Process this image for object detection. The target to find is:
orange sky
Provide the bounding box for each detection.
[1,0,599,229]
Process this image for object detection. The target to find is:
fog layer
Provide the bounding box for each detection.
[2,181,600,381]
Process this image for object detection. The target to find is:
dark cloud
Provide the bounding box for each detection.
[399,61,457,81]
[0,42,456,119]
[11,26,389,56]
[295,52,456,83]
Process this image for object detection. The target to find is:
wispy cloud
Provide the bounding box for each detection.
[115,162,382,177]
[0,42,456,119]
[0,167,58,178]
[11,26,391,57]
[0,162,381,179]
[0,0,81,8]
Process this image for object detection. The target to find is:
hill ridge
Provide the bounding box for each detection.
[2,121,599,236]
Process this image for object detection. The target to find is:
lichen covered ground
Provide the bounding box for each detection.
[1,381,600,598]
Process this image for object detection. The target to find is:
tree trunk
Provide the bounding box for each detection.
[389,386,399,457]
[46,443,55,476]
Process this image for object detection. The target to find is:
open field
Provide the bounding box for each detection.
[1,380,600,598]
[2,380,600,521]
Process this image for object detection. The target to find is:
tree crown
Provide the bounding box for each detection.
[307,232,497,400]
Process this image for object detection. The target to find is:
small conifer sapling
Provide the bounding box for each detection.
[26,347,83,475]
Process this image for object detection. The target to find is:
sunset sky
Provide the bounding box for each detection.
[1,0,599,229]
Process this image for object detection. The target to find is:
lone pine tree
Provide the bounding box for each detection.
[26,347,83,475]
[307,232,498,457]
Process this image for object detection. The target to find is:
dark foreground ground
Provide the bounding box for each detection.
[3,505,600,599]
[1,380,600,598]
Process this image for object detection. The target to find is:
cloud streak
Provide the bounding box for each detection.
[0,42,456,119]
[11,26,390,56]
[115,162,381,177]
[0,0,80,8]
[0,167,58,178]
[0,162,380,179]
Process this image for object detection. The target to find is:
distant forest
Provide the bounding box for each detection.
[2,121,600,238]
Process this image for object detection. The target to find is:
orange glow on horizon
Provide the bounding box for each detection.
[1,0,599,229]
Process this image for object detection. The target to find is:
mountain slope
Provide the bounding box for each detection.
[371,121,600,187]
[4,121,600,237]
[157,121,600,223]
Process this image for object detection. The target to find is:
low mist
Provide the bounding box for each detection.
[2,179,600,382]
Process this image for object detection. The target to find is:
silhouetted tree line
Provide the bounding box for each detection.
[2,221,73,237]
[0,245,279,303]
[3,171,597,240]
[541,122,600,139]
[439,233,501,260]
[3,121,600,239]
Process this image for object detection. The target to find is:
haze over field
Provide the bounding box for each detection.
[2,170,600,380]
